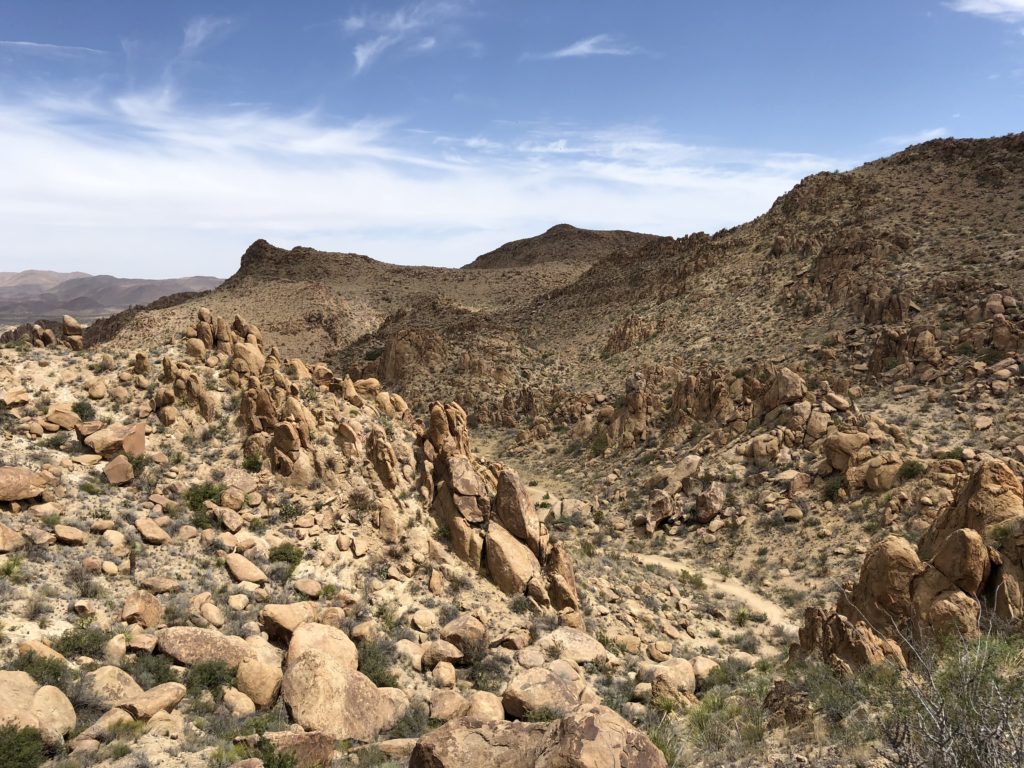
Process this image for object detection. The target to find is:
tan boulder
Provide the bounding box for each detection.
[534,628,606,665]
[823,431,871,472]
[282,649,405,742]
[135,517,170,545]
[0,467,51,501]
[83,422,145,458]
[31,685,76,739]
[225,552,268,583]
[236,655,284,709]
[486,523,542,596]
[83,666,145,708]
[502,665,585,719]
[156,626,251,669]
[494,469,547,557]
[440,613,487,654]
[260,602,318,641]
[839,535,925,632]
[117,681,186,719]
[122,591,163,628]
[287,622,358,671]
[919,459,1024,558]
[928,528,990,594]
[103,455,134,485]
[54,524,88,545]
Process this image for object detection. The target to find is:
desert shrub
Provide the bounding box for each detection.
[467,651,511,693]
[822,475,844,501]
[52,622,111,658]
[37,432,69,449]
[184,481,224,512]
[190,507,215,529]
[186,660,235,702]
[0,725,51,768]
[878,633,1024,767]
[269,543,303,577]
[124,653,177,690]
[242,453,262,472]
[72,399,96,421]
[898,459,927,481]
[10,652,71,688]
[357,637,398,688]
[525,706,563,722]
[385,701,433,739]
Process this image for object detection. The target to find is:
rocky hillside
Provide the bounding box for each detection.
[0,271,223,326]
[2,133,1024,768]
[463,224,663,269]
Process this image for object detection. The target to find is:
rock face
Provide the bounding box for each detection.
[0,467,51,501]
[409,705,667,768]
[798,458,1024,667]
[282,649,405,742]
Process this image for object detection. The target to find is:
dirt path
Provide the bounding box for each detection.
[637,553,796,633]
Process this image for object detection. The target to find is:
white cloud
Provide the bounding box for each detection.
[0,40,104,57]
[947,0,1024,21]
[0,88,844,278]
[182,17,231,54]
[537,34,635,59]
[343,1,464,73]
[879,127,951,147]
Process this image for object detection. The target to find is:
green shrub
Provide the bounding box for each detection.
[242,453,262,472]
[72,399,96,421]
[269,542,303,571]
[124,653,177,690]
[190,507,215,529]
[822,475,844,501]
[357,637,398,688]
[186,660,235,702]
[37,432,69,449]
[898,459,927,481]
[0,725,50,768]
[52,622,111,658]
[184,481,224,512]
[9,652,70,688]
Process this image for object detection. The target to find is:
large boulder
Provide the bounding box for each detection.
[486,524,542,597]
[919,459,1024,558]
[409,705,667,768]
[156,627,251,669]
[0,467,51,501]
[83,423,145,458]
[286,622,357,671]
[838,536,924,632]
[83,666,145,708]
[494,469,547,557]
[282,649,405,742]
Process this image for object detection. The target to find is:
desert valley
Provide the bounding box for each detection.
[2,132,1024,768]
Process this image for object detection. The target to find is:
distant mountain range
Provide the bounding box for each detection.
[0,270,223,326]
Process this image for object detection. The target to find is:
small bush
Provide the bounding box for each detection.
[0,724,50,768]
[357,637,398,688]
[269,542,303,575]
[183,482,224,512]
[822,475,844,501]
[72,399,96,421]
[52,622,111,658]
[37,432,69,450]
[10,652,71,688]
[186,660,235,702]
[124,653,177,690]
[898,459,927,481]
[242,453,262,473]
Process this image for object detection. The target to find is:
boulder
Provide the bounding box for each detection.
[156,627,251,669]
[225,552,268,584]
[287,622,357,671]
[282,649,405,742]
[121,591,163,628]
[0,467,51,501]
[486,524,542,596]
[103,455,134,485]
[409,705,667,768]
[83,666,145,708]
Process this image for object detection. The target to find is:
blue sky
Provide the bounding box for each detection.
[0,1,1021,277]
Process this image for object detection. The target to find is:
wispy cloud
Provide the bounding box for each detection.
[0,80,845,276]
[529,34,636,60]
[947,0,1024,21]
[879,127,950,147]
[343,1,466,73]
[0,40,105,57]
[182,17,231,55]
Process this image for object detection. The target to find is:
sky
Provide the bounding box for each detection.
[0,1,1022,278]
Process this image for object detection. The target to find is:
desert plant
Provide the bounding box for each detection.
[184,482,224,512]
[52,622,111,658]
[186,660,235,702]
[357,637,398,688]
[0,724,51,768]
